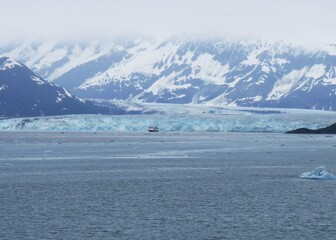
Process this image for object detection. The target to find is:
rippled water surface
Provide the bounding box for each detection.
[1,132,336,239]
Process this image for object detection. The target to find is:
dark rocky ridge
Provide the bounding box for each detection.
[286,122,336,134]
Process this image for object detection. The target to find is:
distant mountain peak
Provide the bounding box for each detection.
[0,56,111,117]
[0,56,23,71]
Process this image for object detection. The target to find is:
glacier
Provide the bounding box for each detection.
[0,104,335,132]
[300,166,336,180]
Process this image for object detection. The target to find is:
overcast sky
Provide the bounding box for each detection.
[1,0,335,44]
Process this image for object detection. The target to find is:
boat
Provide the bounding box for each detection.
[148,126,159,132]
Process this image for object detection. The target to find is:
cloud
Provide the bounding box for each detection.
[0,0,335,44]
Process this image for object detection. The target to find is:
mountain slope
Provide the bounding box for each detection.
[0,57,110,117]
[1,38,336,110]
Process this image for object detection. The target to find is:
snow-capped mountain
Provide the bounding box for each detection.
[1,38,336,110]
[0,57,111,117]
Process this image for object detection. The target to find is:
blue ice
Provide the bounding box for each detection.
[300,166,336,180]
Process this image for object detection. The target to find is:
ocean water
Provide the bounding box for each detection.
[1,132,336,239]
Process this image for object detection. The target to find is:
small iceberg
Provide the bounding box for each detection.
[300,166,336,180]
[0,162,14,167]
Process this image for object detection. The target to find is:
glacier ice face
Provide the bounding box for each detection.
[0,105,335,132]
[300,166,336,180]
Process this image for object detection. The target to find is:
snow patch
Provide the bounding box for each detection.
[190,53,229,85]
[274,58,289,65]
[63,88,72,98]
[323,78,336,85]
[146,72,191,95]
[56,89,73,103]
[0,84,7,91]
[31,76,45,85]
[262,65,270,73]
[227,65,259,88]
[237,95,263,102]
[305,64,326,79]
[249,95,263,102]
[242,52,260,66]
[267,67,308,100]
[0,58,22,70]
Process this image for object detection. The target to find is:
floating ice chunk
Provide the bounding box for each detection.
[0,163,15,167]
[300,166,336,180]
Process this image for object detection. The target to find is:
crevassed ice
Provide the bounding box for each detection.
[0,106,335,132]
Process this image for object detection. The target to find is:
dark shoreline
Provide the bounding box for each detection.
[286,123,336,134]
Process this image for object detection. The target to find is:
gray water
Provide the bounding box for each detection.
[1,132,336,239]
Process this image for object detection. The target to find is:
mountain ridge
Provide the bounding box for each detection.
[1,38,336,110]
[0,56,113,117]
